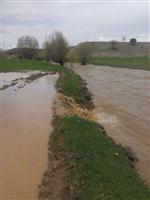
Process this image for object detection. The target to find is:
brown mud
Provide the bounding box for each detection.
[38,126,72,200]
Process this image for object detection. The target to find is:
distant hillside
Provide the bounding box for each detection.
[77,42,150,57]
[1,42,149,60]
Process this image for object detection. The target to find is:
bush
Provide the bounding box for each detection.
[77,42,91,65]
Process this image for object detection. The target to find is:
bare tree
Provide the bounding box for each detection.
[43,31,68,65]
[43,38,51,62]
[110,40,118,50]
[77,42,91,65]
[17,35,39,59]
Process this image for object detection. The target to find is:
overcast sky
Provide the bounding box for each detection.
[1,0,149,49]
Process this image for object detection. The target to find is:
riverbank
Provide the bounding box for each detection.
[1,59,150,199]
[39,115,150,200]
[39,92,150,199]
[90,56,150,70]
[71,63,150,186]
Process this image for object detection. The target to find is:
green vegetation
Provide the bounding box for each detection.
[90,57,150,70]
[0,59,93,108]
[0,59,61,71]
[51,115,150,200]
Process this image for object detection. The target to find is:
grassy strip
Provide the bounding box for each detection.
[90,57,150,70]
[0,59,93,108]
[51,115,150,200]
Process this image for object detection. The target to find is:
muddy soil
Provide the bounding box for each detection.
[71,63,150,186]
[0,72,58,199]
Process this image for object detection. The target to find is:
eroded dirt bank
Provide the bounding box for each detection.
[1,72,58,199]
[71,63,150,185]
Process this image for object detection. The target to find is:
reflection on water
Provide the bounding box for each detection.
[73,64,150,185]
[0,73,58,199]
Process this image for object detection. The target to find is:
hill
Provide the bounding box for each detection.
[78,41,150,57]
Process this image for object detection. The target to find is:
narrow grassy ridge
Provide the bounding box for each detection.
[0,59,93,108]
[90,57,150,70]
[51,115,150,200]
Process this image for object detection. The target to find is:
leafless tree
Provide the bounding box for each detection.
[43,31,68,65]
[77,42,91,65]
[43,38,51,62]
[17,35,39,59]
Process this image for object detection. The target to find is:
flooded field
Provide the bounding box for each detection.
[73,64,150,185]
[0,72,58,199]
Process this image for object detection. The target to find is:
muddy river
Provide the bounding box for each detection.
[73,64,150,186]
[0,72,58,199]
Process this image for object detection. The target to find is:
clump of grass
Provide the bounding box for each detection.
[0,59,93,108]
[90,56,150,70]
[51,115,150,200]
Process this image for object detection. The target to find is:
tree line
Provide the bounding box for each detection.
[11,31,138,66]
[17,31,68,65]
[16,31,91,66]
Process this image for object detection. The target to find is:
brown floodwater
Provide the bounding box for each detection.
[72,63,150,186]
[0,72,58,199]
[0,72,33,88]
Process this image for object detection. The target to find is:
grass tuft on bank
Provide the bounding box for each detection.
[90,56,150,70]
[51,115,150,200]
[0,59,93,108]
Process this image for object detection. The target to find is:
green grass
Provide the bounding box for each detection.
[90,57,150,70]
[52,115,150,200]
[0,59,93,108]
[0,59,62,72]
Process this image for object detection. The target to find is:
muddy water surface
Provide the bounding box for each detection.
[0,72,32,88]
[1,72,58,199]
[73,64,150,185]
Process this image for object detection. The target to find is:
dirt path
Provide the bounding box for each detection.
[71,63,150,186]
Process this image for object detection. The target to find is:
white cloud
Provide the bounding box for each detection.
[1,0,149,49]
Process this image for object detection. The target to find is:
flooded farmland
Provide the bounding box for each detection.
[0,72,58,199]
[73,64,150,185]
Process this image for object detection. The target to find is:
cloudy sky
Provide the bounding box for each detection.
[1,0,149,49]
